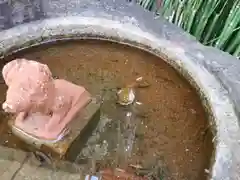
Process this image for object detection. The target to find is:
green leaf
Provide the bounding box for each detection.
[174,0,187,26]
[194,0,220,40]
[233,43,240,57]
[140,0,240,58]
[226,28,240,53]
[186,9,197,33]
[215,1,240,49]
[203,13,220,44]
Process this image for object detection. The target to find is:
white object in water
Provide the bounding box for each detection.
[85,175,100,180]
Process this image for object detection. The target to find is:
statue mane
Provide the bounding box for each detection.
[2,59,55,113]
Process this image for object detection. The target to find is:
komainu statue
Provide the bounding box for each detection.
[2,58,91,141]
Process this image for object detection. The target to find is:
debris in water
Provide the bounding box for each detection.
[116,76,150,106]
[122,111,137,159]
[85,175,99,180]
[100,168,148,180]
[136,77,143,82]
[135,77,151,88]
[204,169,210,174]
[117,87,136,106]
[129,164,144,169]
[132,101,149,118]
[31,151,53,167]
[129,157,168,180]
[135,101,142,105]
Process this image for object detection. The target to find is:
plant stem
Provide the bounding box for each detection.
[215,1,240,49]
[203,14,220,44]
[228,29,240,53]
[233,43,240,57]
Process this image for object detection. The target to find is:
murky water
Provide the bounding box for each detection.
[0,40,213,179]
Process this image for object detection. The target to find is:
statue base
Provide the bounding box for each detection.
[8,100,100,162]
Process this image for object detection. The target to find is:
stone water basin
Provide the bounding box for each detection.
[0,39,213,180]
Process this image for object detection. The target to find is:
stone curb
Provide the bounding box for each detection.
[0,146,84,179]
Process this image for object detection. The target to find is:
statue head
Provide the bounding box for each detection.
[2,59,55,113]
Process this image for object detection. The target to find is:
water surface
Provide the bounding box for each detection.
[0,40,213,179]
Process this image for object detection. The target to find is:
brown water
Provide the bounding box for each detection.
[0,40,213,179]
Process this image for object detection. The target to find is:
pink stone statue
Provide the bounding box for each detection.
[2,58,91,141]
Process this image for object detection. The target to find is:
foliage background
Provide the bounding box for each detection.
[138,0,240,58]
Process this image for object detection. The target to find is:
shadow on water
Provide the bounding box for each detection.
[0,40,213,180]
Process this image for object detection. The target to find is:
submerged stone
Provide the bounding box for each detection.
[9,100,100,161]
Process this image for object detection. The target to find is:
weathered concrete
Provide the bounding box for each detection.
[0,146,85,180]
[0,0,240,179]
[14,164,81,180]
[9,100,100,161]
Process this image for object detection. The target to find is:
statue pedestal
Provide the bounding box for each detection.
[8,99,100,162]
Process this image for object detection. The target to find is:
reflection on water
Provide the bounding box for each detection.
[77,101,144,167]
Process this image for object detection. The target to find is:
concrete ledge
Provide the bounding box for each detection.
[0,145,27,163]
[0,146,86,179]
[15,163,82,180]
[0,159,82,180]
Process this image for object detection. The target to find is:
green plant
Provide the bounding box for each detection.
[138,0,240,58]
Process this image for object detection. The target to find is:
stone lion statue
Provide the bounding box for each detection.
[2,58,55,114]
[2,58,91,140]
